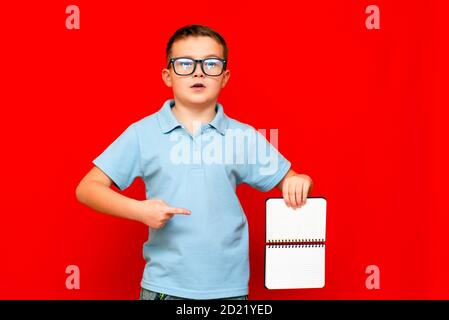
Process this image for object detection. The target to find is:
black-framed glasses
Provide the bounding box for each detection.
[167,57,227,76]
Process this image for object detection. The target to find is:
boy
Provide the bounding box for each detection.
[76,25,313,300]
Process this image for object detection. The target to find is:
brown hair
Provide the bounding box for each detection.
[166,25,228,66]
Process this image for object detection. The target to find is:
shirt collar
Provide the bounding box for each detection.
[157,99,227,135]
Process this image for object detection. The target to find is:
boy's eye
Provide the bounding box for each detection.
[177,60,193,69]
[204,60,219,69]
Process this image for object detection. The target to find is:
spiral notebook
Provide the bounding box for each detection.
[265,197,327,289]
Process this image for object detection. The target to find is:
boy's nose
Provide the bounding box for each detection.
[193,63,205,77]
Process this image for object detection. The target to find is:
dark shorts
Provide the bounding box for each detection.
[139,287,249,300]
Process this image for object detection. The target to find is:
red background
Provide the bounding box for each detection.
[1,1,448,299]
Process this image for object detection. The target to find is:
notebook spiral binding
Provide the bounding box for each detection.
[267,239,325,243]
[267,244,325,248]
[267,239,325,248]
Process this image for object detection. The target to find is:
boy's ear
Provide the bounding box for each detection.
[221,69,231,88]
[162,68,173,87]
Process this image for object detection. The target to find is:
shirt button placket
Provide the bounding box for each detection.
[192,127,202,169]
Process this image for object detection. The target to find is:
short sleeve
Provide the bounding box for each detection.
[92,123,142,191]
[241,128,291,192]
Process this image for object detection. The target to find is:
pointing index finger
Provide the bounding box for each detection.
[167,207,192,215]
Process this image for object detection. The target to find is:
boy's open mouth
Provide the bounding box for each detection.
[191,83,206,88]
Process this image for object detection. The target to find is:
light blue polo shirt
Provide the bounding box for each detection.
[92,99,291,299]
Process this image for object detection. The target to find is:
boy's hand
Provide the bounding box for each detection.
[135,199,191,229]
[278,171,313,209]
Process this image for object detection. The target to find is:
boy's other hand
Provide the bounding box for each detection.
[279,171,313,210]
[135,199,191,229]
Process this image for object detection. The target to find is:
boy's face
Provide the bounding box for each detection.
[162,36,230,107]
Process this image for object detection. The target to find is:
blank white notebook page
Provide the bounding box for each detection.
[266,246,325,289]
[266,198,326,241]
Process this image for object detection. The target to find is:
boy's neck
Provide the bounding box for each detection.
[171,99,217,135]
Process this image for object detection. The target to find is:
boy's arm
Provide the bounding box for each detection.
[75,166,191,228]
[276,169,313,209]
[75,166,143,222]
